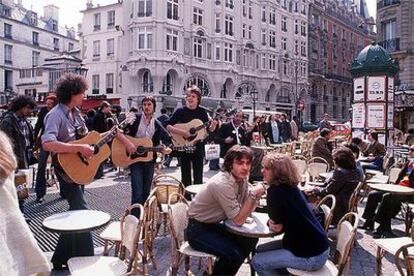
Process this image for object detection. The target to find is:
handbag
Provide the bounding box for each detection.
[204,144,220,161]
[15,171,29,200]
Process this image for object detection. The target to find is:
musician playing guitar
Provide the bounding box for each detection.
[42,73,118,270]
[116,96,168,217]
[167,86,217,186]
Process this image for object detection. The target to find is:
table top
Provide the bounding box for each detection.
[366,175,389,184]
[43,210,111,234]
[224,212,277,238]
[375,236,413,255]
[186,183,208,195]
[368,184,414,195]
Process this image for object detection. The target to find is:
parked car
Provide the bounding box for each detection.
[331,123,351,137]
[301,121,318,132]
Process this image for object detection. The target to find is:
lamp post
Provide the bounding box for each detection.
[251,88,258,119]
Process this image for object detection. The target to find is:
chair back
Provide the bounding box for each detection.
[315,194,336,232]
[143,194,160,243]
[307,157,329,180]
[292,159,307,176]
[389,167,403,184]
[348,182,364,212]
[120,203,144,272]
[152,174,185,205]
[395,243,414,276]
[168,193,189,248]
[335,212,359,275]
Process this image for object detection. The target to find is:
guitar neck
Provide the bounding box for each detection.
[96,118,131,149]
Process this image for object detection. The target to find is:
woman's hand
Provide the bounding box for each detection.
[268,219,283,233]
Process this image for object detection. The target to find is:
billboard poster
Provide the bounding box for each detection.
[388,77,394,102]
[367,76,386,101]
[367,103,386,128]
[352,103,365,128]
[353,77,365,102]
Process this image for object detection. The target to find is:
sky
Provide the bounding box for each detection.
[22,0,377,30]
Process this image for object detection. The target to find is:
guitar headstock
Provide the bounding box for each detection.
[119,112,136,129]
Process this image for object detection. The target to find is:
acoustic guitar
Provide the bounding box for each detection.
[57,113,135,185]
[170,119,209,147]
[111,135,196,167]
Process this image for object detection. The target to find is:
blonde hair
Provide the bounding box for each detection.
[262,153,300,186]
[0,131,17,182]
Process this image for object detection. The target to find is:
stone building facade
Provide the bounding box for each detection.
[307,0,375,123]
[0,0,79,104]
[376,0,414,131]
[81,0,309,118]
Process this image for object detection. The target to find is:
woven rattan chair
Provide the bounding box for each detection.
[395,243,414,276]
[292,157,308,176]
[168,193,215,276]
[141,193,159,274]
[287,212,359,276]
[307,157,330,181]
[315,194,336,232]
[68,204,145,276]
[348,182,364,213]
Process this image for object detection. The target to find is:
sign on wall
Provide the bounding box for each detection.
[367,76,386,101]
[388,104,394,129]
[367,103,386,128]
[388,77,394,102]
[353,77,365,102]
[352,103,366,128]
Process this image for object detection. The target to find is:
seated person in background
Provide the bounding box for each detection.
[186,145,266,275]
[307,147,360,225]
[361,131,386,171]
[252,153,329,275]
[360,145,414,238]
[406,129,414,146]
[351,137,369,154]
[311,128,334,169]
[344,143,364,182]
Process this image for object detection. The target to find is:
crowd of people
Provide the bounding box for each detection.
[2,72,414,275]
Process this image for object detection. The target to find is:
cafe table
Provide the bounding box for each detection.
[367,184,414,195]
[224,212,277,238]
[185,183,208,195]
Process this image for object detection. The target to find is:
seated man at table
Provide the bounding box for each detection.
[360,145,414,238]
[186,145,266,275]
[311,128,334,169]
[361,131,386,171]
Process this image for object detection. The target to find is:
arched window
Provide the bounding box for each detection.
[184,75,210,96]
[162,72,173,94]
[235,82,255,99]
[279,88,291,103]
[193,30,205,58]
[142,71,153,93]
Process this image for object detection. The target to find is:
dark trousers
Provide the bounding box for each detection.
[35,149,50,199]
[130,162,155,217]
[181,153,204,186]
[51,169,94,266]
[362,190,405,231]
[186,219,258,275]
[209,158,220,170]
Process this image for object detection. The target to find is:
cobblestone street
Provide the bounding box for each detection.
[26,163,401,275]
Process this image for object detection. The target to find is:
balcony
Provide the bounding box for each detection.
[378,38,400,53]
[106,88,113,94]
[377,0,400,9]
[93,25,101,31]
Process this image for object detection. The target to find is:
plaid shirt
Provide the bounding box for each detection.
[13,113,30,149]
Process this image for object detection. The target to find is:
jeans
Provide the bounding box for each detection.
[51,167,94,266]
[35,148,50,199]
[181,153,204,186]
[186,219,258,275]
[209,158,220,170]
[130,162,155,217]
[252,239,329,276]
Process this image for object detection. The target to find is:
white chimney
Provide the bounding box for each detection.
[43,4,59,23]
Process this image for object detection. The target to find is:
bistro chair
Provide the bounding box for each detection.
[168,192,215,275]
[315,194,336,232]
[68,204,145,276]
[348,182,364,213]
[141,193,159,274]
[307,157,330,181]
[395,243,414,276]
[292,156,308,176]
[287,212,359,276]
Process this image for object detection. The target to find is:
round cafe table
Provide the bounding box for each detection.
[43,210,111,234]
[224,212,277,238]
[368,184,414,195]
[186,183,208,195]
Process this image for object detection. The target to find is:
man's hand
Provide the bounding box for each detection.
[225,136,234,144]
[126,142,136,155]
[268,219,283,233]
[78,144,95,158]
[251,183,266,198]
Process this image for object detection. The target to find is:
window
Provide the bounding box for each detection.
[68,42,74,51]
[106,73,114,93]
[166,29,178,51]
[225,15,233,36]
[193,36,203,58]
[248,1,253,18]
[242,24,246,38]
[4,23,12,39]
[215,44,220,60]
[167,0,179,20]
[32,51,40,67]
[162,72,173,94]
[225,0,234,9]
[215,14,221,32]
[270,8,276,25]
[93,40,100,57]
[138,0,152,17]
[92,75,100,94]
[107,38,114,56]
[32,31,39,45]
[270,30,276,48]
[53,38,59,51]
[184,76,210,96]
[301,21,306,36]
[242,0,247,16]
[295,40,299,55]
[93,13,101,31]
[207,43,212,59]
[282,16,287,32]
[138,27,153,49]
[301,1,307,15]
[224,43,233,62]
[142,71,153,93]
[281,37,287,50]
[107,10,115,28]
[193,8,203,25]
[383,19,396,40]
[283,60,288,75]
[261,29,266,45]
[269,54,276,71]
[295,20,299,34]
[262,54,266,69]
[248,26,252,39]
[261,6,266,22]
[301,41,306,57]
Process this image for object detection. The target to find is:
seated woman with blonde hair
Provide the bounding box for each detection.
[0,130,51,275]
[252,153,329,275]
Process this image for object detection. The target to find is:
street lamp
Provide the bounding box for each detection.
[251,88,259,119]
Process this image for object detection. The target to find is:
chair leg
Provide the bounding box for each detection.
[103,240,109,256]
[206,257,213,275]
[114,241,121,257]
[184,255,191,275]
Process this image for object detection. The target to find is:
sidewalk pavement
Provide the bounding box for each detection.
[26,161,400,275]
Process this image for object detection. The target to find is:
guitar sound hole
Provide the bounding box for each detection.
[185,135,197,142]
